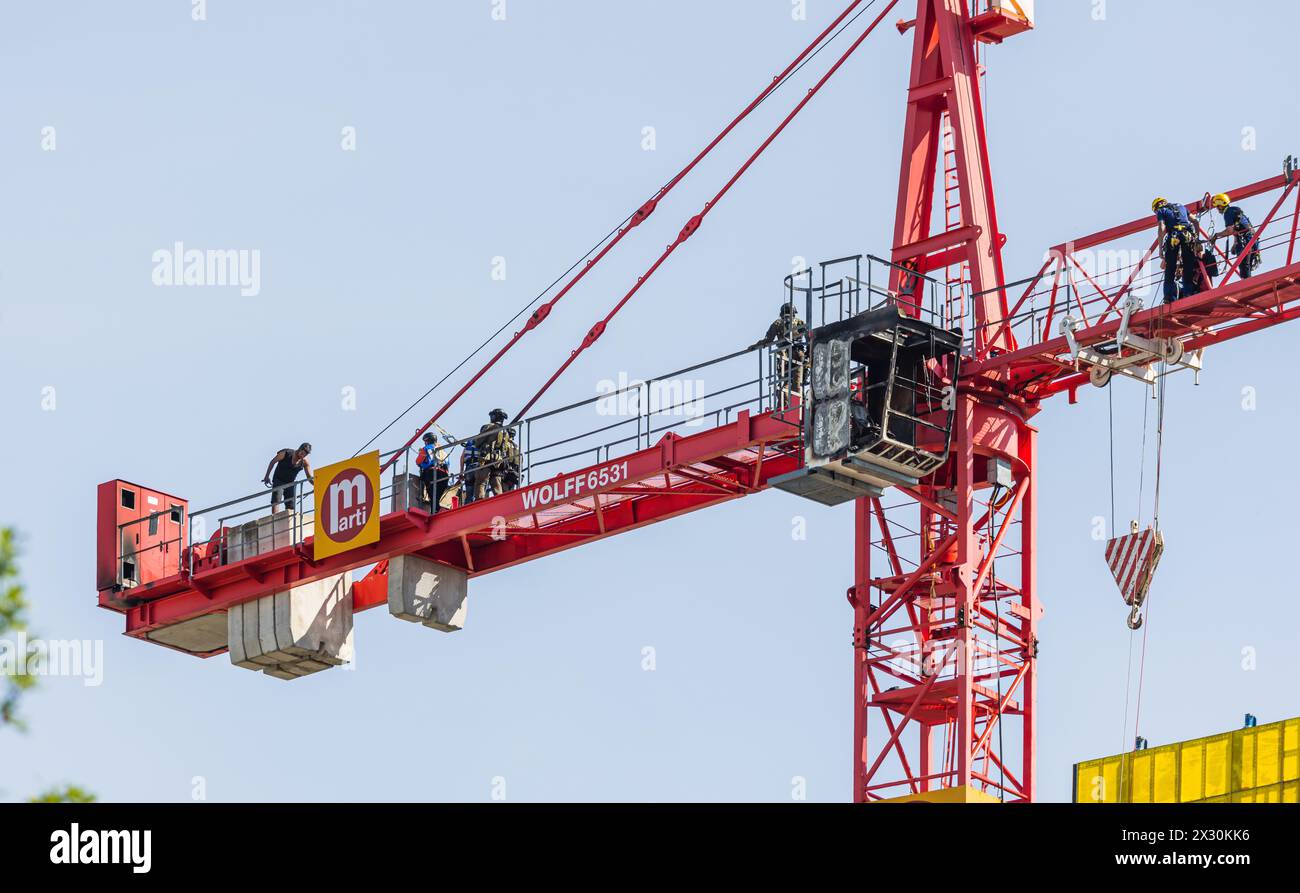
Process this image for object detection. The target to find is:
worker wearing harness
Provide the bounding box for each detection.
[755,302,809,410]
[262,443,314,513]
[479,408,521,499]
[459,427,485,506]
[1153,197,1202,304]
[416,432,450,512]
[1211,193,1261,280]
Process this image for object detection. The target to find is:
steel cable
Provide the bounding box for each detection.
[358,0,884,466]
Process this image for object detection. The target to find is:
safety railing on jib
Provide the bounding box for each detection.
[965,167,1300,355]
[112,340,807,589]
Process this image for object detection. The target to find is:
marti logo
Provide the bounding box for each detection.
[321,469,374,542]
[312,451,382,560]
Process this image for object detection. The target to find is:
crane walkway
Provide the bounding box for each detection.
[959,172,1300,404]
[106,346,804,655]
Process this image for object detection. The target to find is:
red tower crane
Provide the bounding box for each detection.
[94,1,1300,802]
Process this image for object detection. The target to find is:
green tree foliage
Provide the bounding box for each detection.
[28,785,97,804]
[1,527,96,802]
[0,528,37,730]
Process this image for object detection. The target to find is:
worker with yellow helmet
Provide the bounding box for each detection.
[1209,193,1261,280]
[1151,197,1203,304]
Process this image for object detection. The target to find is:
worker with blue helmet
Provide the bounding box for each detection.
[416,432,450,512]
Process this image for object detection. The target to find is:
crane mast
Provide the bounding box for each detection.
[848,0,1035,802]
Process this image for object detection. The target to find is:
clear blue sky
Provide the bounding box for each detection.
[2,0,1297,802]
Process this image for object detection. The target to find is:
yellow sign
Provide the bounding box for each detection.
[312,451,381,560]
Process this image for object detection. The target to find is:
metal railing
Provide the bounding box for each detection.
[966,183,1300,354]
[113,341,805,588]
[785,254,960,334]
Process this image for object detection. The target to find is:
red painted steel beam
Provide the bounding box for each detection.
[1049,174,1289,254]
[967,261,1300,381]
[890,0,1011,357]
[118,411,800,638]
[463,458,797,573]
[894,224,983,264]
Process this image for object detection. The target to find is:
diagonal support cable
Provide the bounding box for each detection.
[379,0,882,471]
[514,0,900,422]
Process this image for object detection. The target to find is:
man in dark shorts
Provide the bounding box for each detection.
[262,443,314,513]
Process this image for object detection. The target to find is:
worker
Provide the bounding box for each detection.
[415,432,450,512]
[459,427,484,506]
[1153,197,1202,304]
[479,409,521,499]
[262,443,314,514]
[501,427,521,493]
[754,302,808,410]
[1210,193,1261,280]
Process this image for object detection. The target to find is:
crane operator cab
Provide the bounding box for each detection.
[771,306,963,506]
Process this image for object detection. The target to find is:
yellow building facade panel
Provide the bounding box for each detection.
[1074,717,1300,804]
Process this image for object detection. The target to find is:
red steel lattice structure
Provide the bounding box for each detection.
[96,1,1300,801]
[853,0,1300,802]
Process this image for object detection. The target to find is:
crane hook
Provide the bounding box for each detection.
[1127,604,1145,631]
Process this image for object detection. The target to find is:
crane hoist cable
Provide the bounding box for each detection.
[369,0,884,471]
[1132,356,1169,744]
[513,0,901,422]
[1136,362,1151,525]
[1120,376,1151,748]
[1111,378,1139,753]
[1108,382,1116,534]
[1117,344,1170,748]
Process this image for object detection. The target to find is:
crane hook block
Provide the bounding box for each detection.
[1104,522,1163,631]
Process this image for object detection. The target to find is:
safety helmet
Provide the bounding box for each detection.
[780,302,796,317]
[422,432,436,444]
[1151,197,1168,213]
[489,408,508,423]
[1212,192,1231,210]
